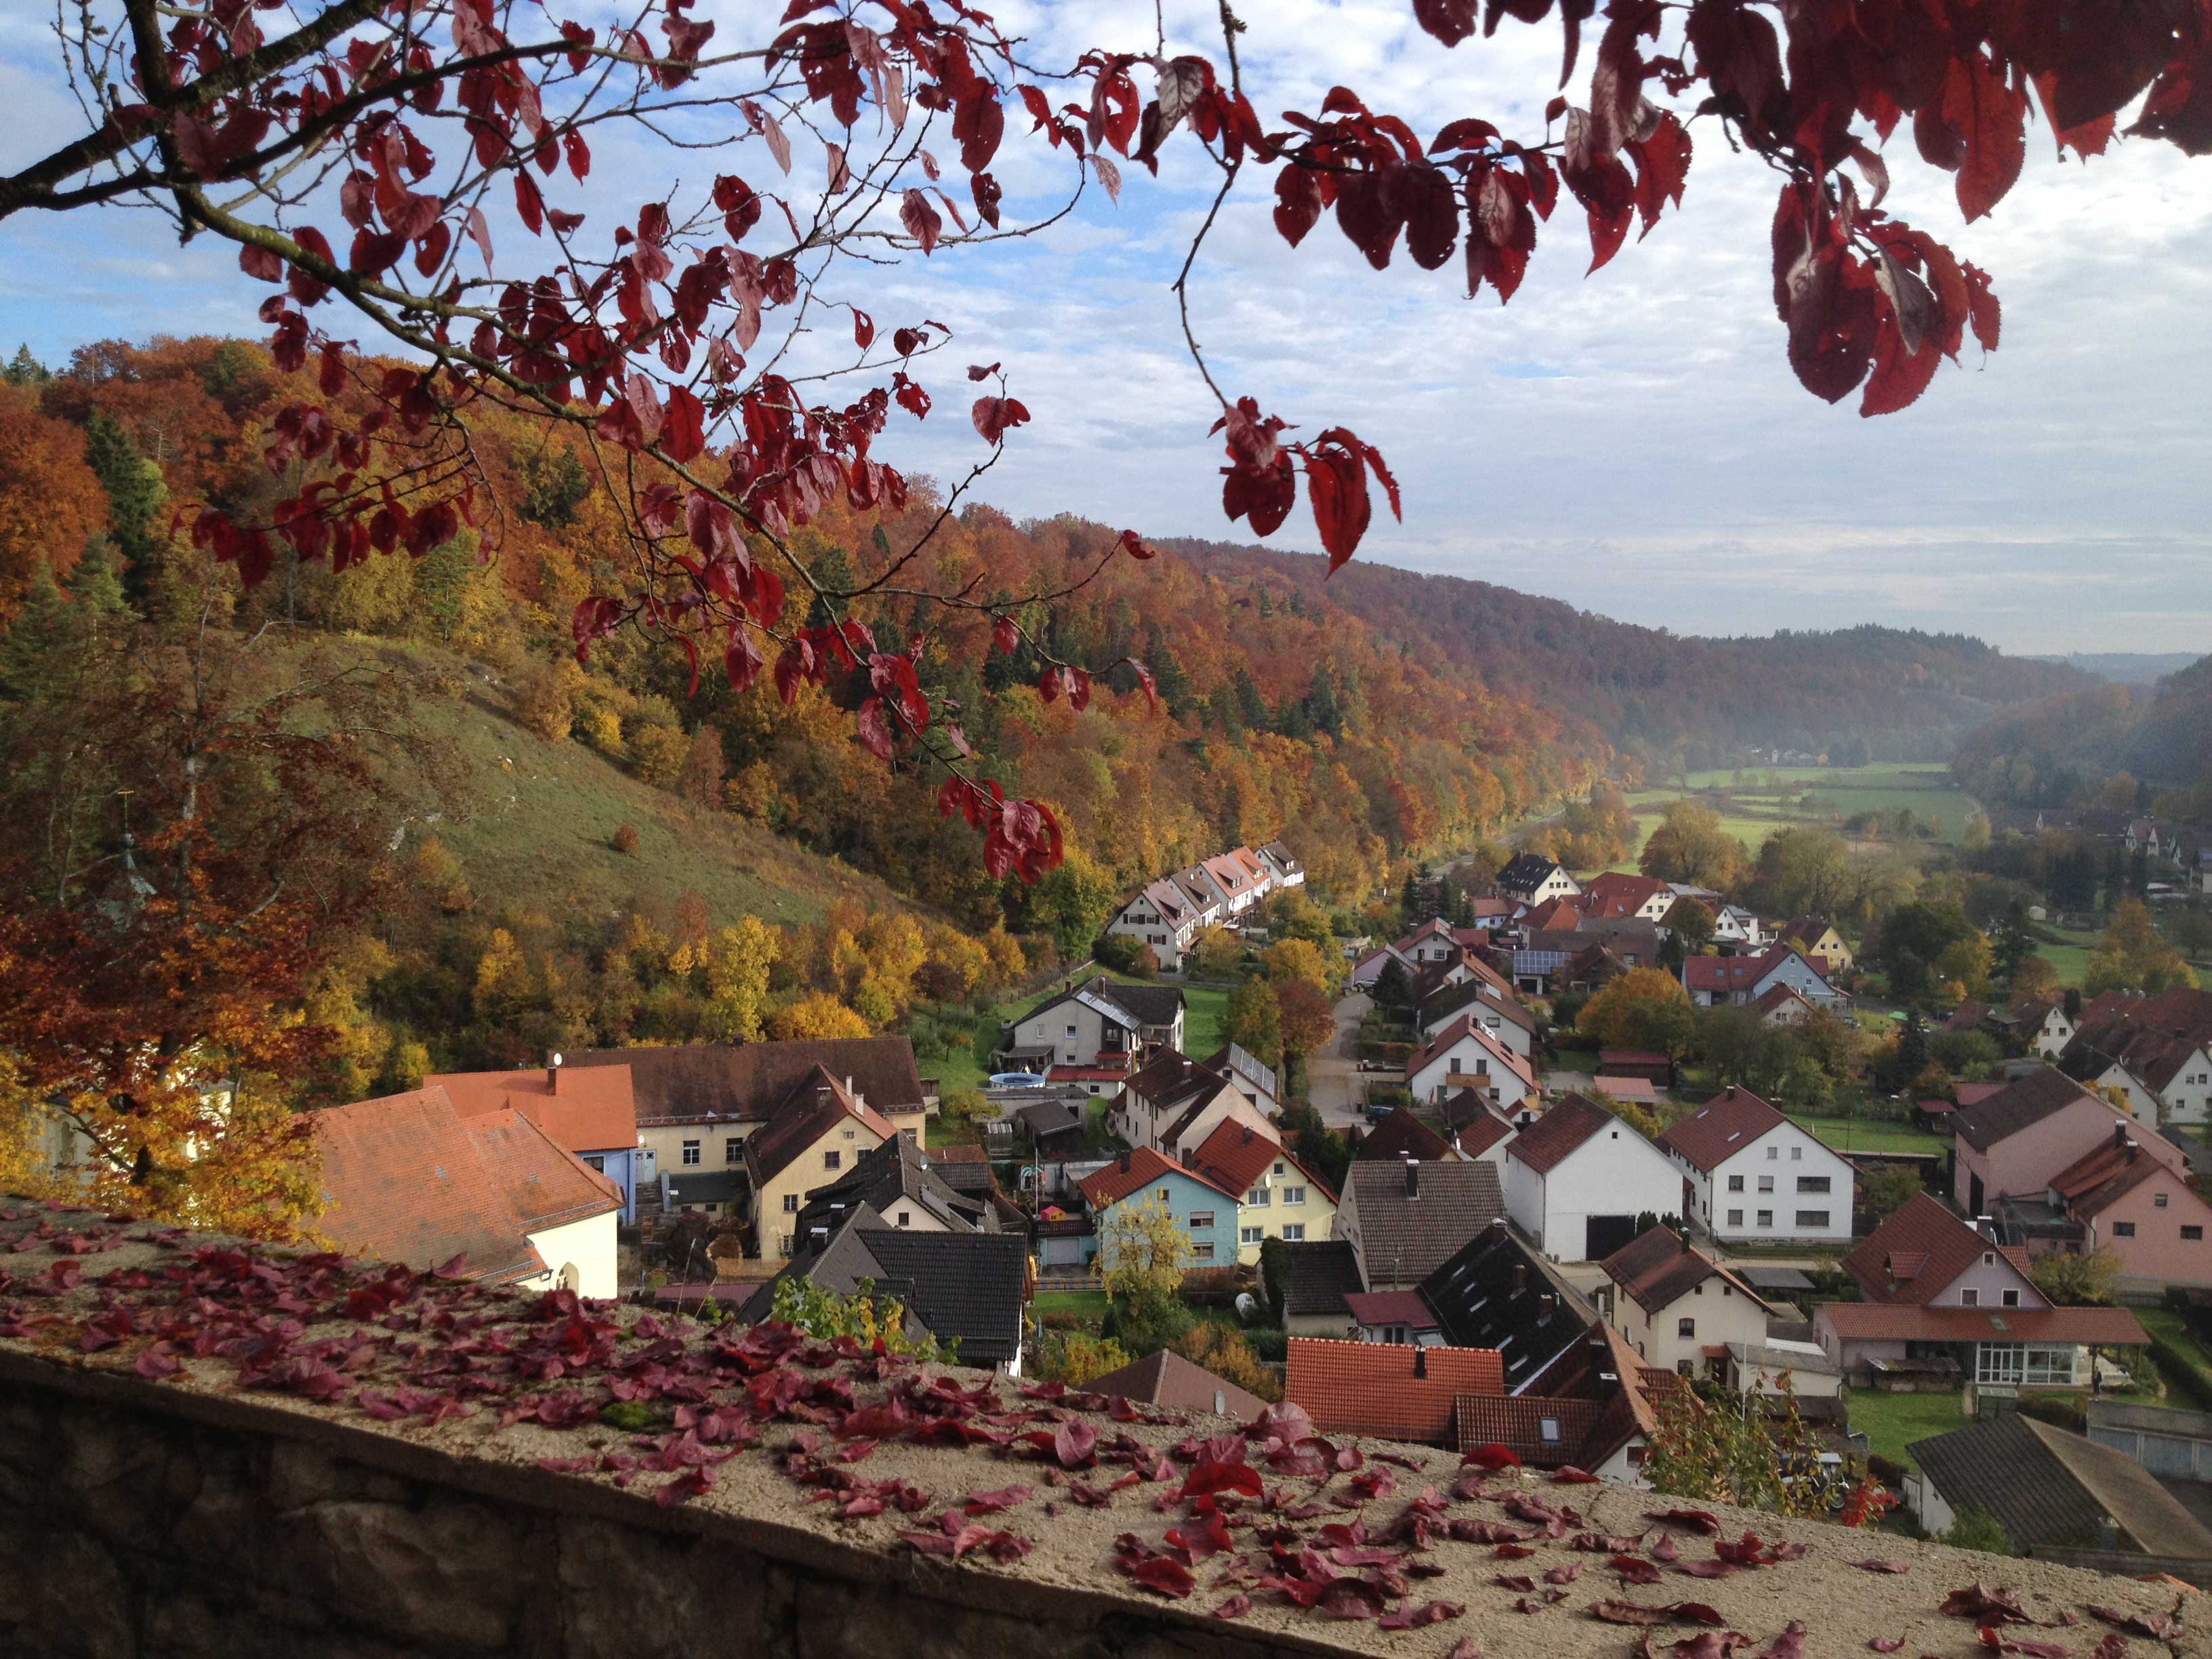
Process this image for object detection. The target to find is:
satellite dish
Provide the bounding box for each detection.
[1233,1292,1258,1325]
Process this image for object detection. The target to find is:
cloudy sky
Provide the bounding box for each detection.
[4,1,2207,653]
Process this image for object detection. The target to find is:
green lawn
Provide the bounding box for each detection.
[1786,1113,1948,1157]
[2032,927,2102,991]
[1034,1290,1109,1325]
[1609,765,1982,869]
[1847,1390,1968,1472]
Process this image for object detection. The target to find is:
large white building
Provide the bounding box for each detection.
[1504,1093,1684,1263]
[1656,1084,1856,1246]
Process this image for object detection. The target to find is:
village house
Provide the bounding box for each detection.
[1184,1118,1338,1263]
[787,1133,998,1259]
[1113,1050,1275,1163]
[1403,1012,1537,1112]
[1256,840,1307,889]
[312,1085,623,1299]
[1577,872,1680,922]
[1452,1321,1662,1482]
[1418,1219,1593,1391]
[1751,983,1822,1027]
[1439,1094,1521,1172]
[1656,1084,1856,1246]
[1682,943,1846,1010]
[1168,866,1227,931]
[1845,1192,2045,1310]
[1205,1043,1282,1118]
[1673,897,1767,948]
[2059,986,2212,1126]
[1002,980,1186,1073]
[744,1069,900,1263]
[1504,1093,1685,1263]
[1906,1414,2212,1557]
[425,1059,643,1221]
[2036,1124,2212,1288]
[1415,976,1538,1059]
[1595,1225,1778,1379]
[1496,853,1582,907]
[1775,918,1853,975]
[1076,1145,1240,1267]
[1198,849,1269,918]
[1086,1348,1269,1419]
[1277,1237,1368,1338]
[1334,1158,1507,1290]
[1350,916,1474,988]
[1988,994,2076,1060]
[1103,878,1206,972]
[1948,1065,2184,1218]
[559,1038,929,1190]
[1358,1106,1455,1166]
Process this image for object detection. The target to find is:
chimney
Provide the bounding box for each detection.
[1120,1151,1132,1174]
[548,1052,563,1090]
[1414,1347,1427,1379]
[1539,1293,1557,1321]
[1511,1263,1527,1293]
[1404,1159,1420,1199]
[1724,1084,1736,1099]
[2114,1122,2129,1150]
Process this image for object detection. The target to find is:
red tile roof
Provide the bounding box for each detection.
[1523,898,1582,931]
[740,1067,897,1185]
[425,1063,638,1155]
[1505,1092,1614,1175]
[1343,1291,1437,1329]
[1084,1349,1268,1419]
[1839,1192,2034,1306]
[2047,1136,2209,1221]
[1816,1301,2148,1346]
[312,1088,621,1285]
[1450,1395,1603,1467]
[1448,1110,1515,1159]
[1078,1144,1229,1208]
[1285,1338,1505,1445]
[1593,1074,1656,1102]
[1656,1084,1791,1172]
[1684,948,1788,993]
[1405,1011,1535,1091]
[1185,1120,1282,1199]
[1579,872,1673,917]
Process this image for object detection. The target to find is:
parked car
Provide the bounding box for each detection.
[987,1071,1049,1089]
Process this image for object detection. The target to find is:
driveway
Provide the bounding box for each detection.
[1308,991,1372,1131]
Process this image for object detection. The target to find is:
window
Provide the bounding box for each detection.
[1727,1174,1745,1193]
[2155,1193,2170,1209]
[1796,1176,1830,1193]
[1961,1288,1980,1308]
[2186,1226,2206,1242]
[1795,1210,1830,1229]
[1790,1146,1803,1162]
[1065,1023,1077,1036]
[1282,1224,1306,1241]
[1757,1175,1774,1193]
[1158,1187,1170,1203]
[1727,1209,1744,1227]
[682,1139,701,1166]
[896,1210,911,1227]
[1282,1185,1307,1206]
[1246,1186,1271,1207]
[1756,1210,1773,1228]
[1189,1211,1216,1229]
[1765,1146,1778,1161]
[823,1150,841,1171]
[1273,1162,1287,1176]
[1677,1317,1696,1338]
[1977,1343,2076,1386]
[583,1154,605,1172]
[2002,1289,2021,1307]
[841,1127,855,1140]
[1241,1226,1263,1245]
[1676,1359,1696,1376]
[1538,1416,1562,1445]
[1191,1243,1215,1262]
[724,1137,741,1164]
[2114,1221,2138,1237]
[777,1234,794,1256]
[782,1193,800,1213]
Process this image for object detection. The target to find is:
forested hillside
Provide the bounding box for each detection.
[1170,539,2087,769]
[1953,653,2212,823]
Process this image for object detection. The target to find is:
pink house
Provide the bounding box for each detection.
[2047,1128,2212,1288]
[1948,1067,2182,1218]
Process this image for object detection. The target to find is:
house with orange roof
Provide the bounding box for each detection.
[2039,1124,2212,1288]
[1285,1336,1504,1446]
[1404,1011,1536,1112]
[1578,872,1679,922]
[1075,1145,1240,1268]
[743,1067,900,1262]
[1185,1119,1337,1264]
[426,1059,642,1221]
[312,1086,623,1298]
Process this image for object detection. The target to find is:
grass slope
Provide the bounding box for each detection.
[388,647,907,928]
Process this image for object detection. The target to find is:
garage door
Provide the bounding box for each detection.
[1586,1214,1639,1259]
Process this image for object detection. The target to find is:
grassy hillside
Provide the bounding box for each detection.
[1602,764,1982,871]
[375,643,907,929]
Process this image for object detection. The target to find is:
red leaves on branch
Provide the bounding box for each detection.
[899,188,944,254]
[970,395,1030,445]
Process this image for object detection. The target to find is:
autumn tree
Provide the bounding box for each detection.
[7,0,2205,879]
[1191,927,1245,981]
[2087,898,2197,995]
[1275,977,1339,1076]
[0,382,104,620]
[1639,800,1748,893]
[1578,966,1693,1051]
[1263,937,1336,997]
[2029,1244,2121,1307]
[1225,976,1286,1076]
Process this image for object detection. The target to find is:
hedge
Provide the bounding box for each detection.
[2014,1394,2087,1435]
[2150,1332,2212,1413]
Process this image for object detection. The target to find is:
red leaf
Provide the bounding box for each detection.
[1551,1466,1600,1485]
[1274,165,1323,247]
[855,697,895,760]
[514,171,545,235]
[1128,1555,1195,1598]
[1462,1443,1521,1470]
[1849,1560,1909,1574]
[1053,1420,1099,1469]
[1943,51,2028,222]
[971,396,1031,445]
[661,386,707,463]
[962,1483,1033,1515]
[1963,261,2001,352]
[1304,441,1372,573]
[1647,1509,1721,1534]
[991,615,1020,655]
[1117,528,1153,561]
[1212,1594,1254,1620]
[899,188,943,254]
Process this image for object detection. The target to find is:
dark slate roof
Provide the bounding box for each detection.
[1950,1066,2104,1153]
[1357,1106,1452,1164]
[1420,977,1538,1035]
[663,1168,748,1207]
[1015,1100,1085,1137]
[925,1145,997,1200]
[1013,979,1187,1034]
[1279,1239,1364,1319]
[790,1134,990,1255]
[1085,1349,1268,1420]
[845,1227,1029,1366]
[562,1038,924,1124]
[1498,853,1563,890]
[1909,1413,2212,1555]
[1416,1222,1589,1392]
[1344,1160,1507,1287]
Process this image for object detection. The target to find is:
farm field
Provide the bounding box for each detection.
[1606,764,1982,871]
[1784,1113,1948,1157]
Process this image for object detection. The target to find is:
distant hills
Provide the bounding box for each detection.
[2023,652,2203,687]
[1167,538,2089,770]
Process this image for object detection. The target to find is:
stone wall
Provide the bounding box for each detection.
[0,1355,1313,1659]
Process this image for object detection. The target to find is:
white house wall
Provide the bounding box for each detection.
[1510,1126,1683,1263]
[1677,1126,1856,1246]
[520,1210,619,1300]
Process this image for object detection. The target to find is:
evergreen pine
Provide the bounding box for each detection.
[4,344,50,386]
[82,413,167,595]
